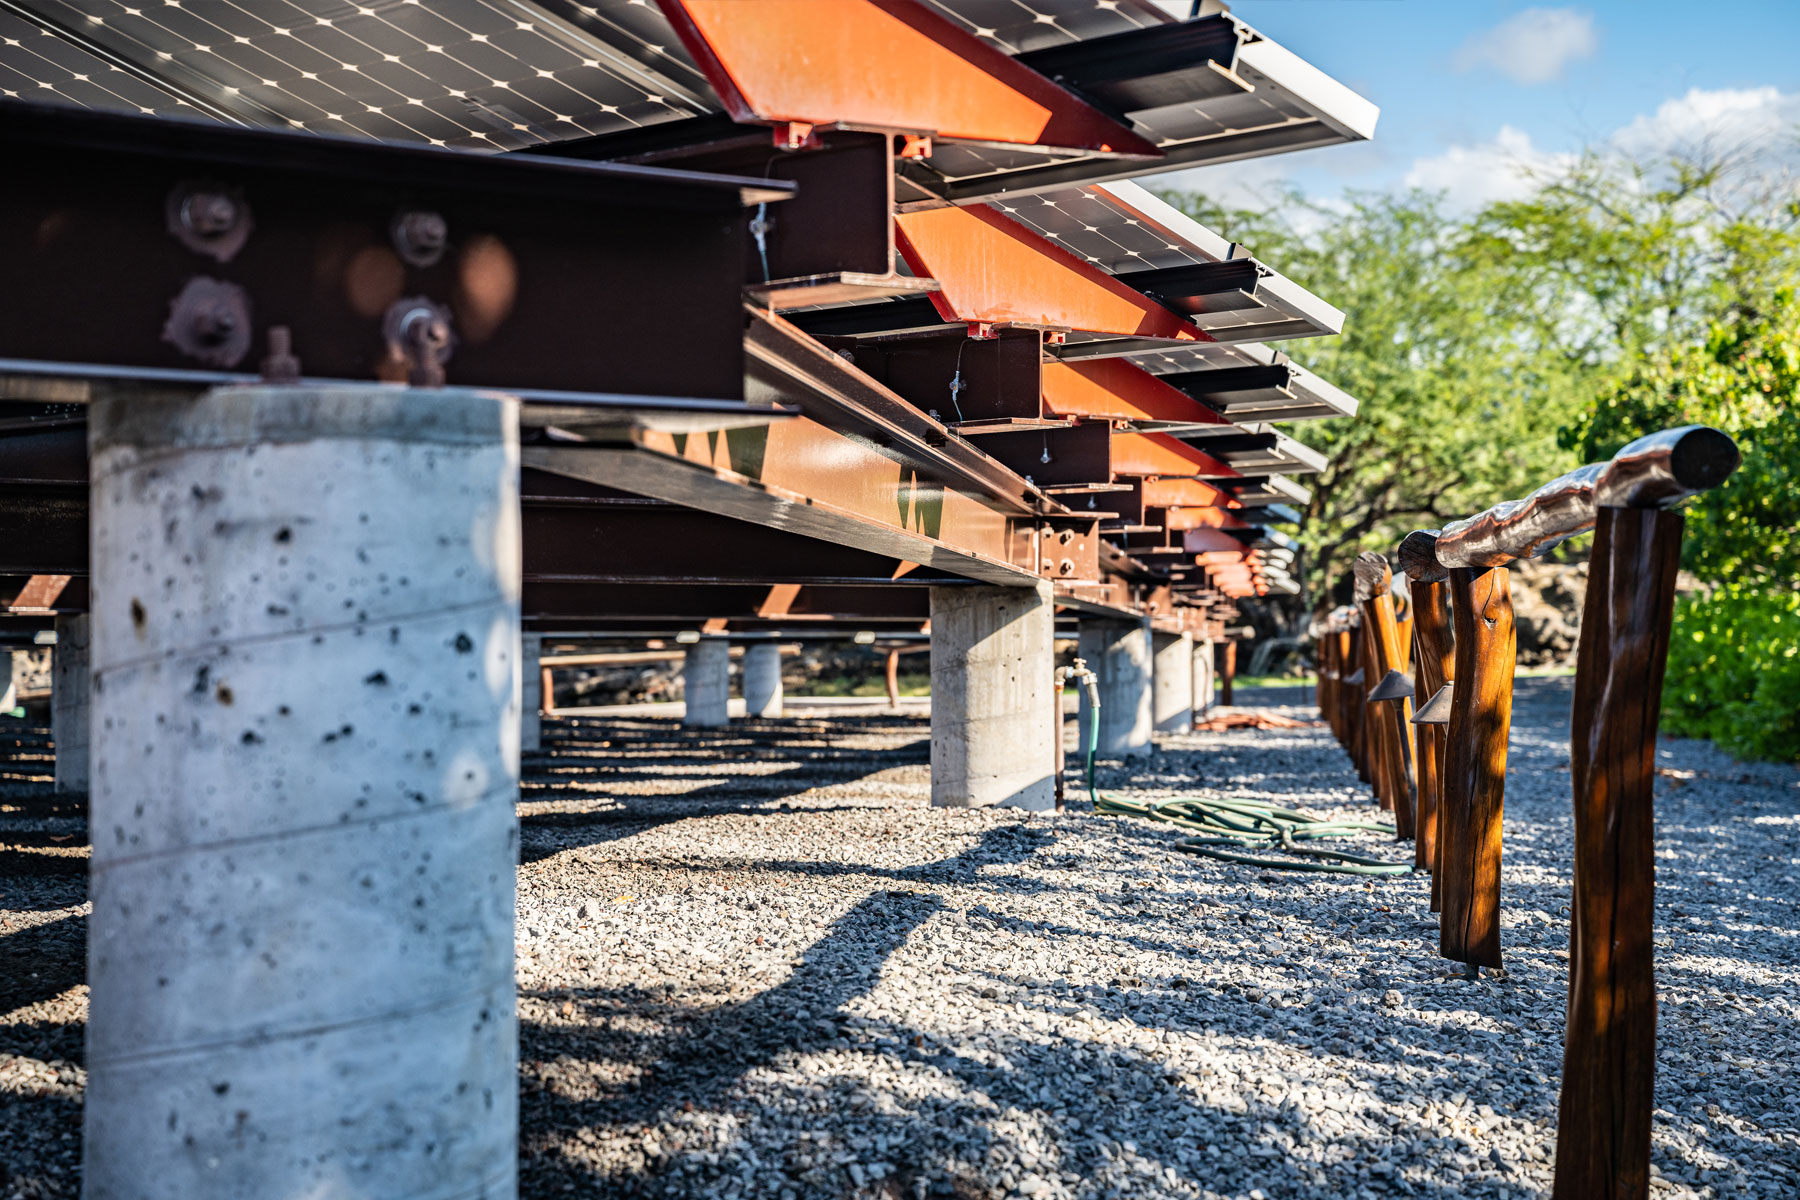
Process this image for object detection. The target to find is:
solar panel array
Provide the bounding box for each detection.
[1,0,708,147]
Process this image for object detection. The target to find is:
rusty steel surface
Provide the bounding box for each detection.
[656,0,1158,156]
[522,308,1099,590]
[0,103,783,402]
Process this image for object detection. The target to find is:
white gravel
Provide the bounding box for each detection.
[4,675,1798,1199]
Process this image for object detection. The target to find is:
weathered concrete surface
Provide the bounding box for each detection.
[928,582,1055,810]
[1152,630,1194,735]
[742,642,784,719]
[1193,638,1215,716]
[51,616,89,794]
[522,632,544,753]
[83,386,521,1200]
[1077,618,1152,759]
[682,639,730,728]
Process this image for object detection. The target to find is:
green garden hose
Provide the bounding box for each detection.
[1079,698,1409,876]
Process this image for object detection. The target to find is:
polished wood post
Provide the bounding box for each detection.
[1410,579,1452,890]
[1438,565,1514,969]
[1553,507,1683,1200]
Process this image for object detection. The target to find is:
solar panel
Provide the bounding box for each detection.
[921,0,1170,55]
[4,0,708,148]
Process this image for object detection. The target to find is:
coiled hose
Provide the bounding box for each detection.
[1079,696,1409,876]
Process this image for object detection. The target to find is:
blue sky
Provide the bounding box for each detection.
[1160,1,1800,209]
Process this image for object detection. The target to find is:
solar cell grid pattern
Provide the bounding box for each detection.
[1142,51,1321,151]
[993,186,1217,272]
[921,0,1168,54]
[0,0,708,147]
[0,5,200,112]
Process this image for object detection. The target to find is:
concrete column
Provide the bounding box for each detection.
[520,632,543,753]
[1077,618,1153,759]
[52,614,90,792]
[682,638,730,727]
[929,582,1055,810]
[1193,639,1215,718]
[1152,630,1194,735]
[742,642,783,718]
[85,386,520,1200]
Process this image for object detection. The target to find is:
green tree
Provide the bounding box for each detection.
[1562,291,1800,586]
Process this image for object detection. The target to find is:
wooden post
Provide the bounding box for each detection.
[1438,565,1514,969]
[540,664,556,718]
[1219,640,1236,705]
[1357,556,1416,836]
[1346,625,1368,783]
[885,648,901,709]
[1409,579,1452,891]
[1553,507,1683,1200]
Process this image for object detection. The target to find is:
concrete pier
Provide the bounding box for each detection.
[742,641,784,718]
[84,386,521,1200]
[682,638,731,727]
[1152,630,1194,735]
[1077,618,1153,758]
[928,582,1056,810]
[1194,638,1215,718]
[52,614,90,792]
[521,632,543,753]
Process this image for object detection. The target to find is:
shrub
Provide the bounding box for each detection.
[1660,585,1800,762]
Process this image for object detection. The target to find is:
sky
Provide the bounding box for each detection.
[1156,0,1800,212]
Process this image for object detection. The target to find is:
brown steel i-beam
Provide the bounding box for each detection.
[524,308,1102,588]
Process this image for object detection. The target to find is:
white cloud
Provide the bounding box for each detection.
[1611,86,1800,163]
[1454,8,1597,85]
[1402,125,1574,210]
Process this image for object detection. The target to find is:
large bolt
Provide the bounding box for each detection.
[182,192,239,238]
[393,211,449,267]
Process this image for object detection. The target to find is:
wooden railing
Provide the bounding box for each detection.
[1315,425,1741,1200]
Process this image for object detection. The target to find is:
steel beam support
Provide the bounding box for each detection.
[0,103,784,402]
[656,0,1158,156]
[525,310,1090,589]
[1041,359,1233,427]
[896,204,1212,342]
[1110,432,1238,480]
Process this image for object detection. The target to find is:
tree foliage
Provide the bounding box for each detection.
[1158,145,1800,605]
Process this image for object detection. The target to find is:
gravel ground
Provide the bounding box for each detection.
[3,675,1797,1199]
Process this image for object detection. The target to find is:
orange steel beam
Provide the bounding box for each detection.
[1162,505,1243,532]
[658,0,1158,156]
[1146,478,1241,511]
[1110,432,1239,479]
[896,205,1212,341]
[1041,359,1232,426]
[1182,527,1249,554]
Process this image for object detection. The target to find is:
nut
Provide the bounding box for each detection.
[166,182,252,262]
[392,210,449,267]
[162,276,252,368]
